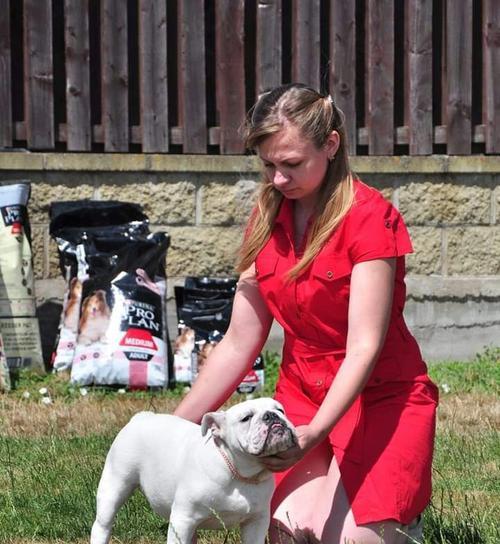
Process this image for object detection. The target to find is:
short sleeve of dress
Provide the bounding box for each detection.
[348,196,413,264]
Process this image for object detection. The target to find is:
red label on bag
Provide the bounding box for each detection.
[241,370,259,384]
[11,221,22,235]
[120,328,157,351]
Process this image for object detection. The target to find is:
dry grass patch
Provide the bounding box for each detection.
[437,393,500,432]
[0,395,180,438]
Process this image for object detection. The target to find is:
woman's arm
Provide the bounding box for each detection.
[173,264,274,423]
[262,257,396,470]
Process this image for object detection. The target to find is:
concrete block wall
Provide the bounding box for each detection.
[0,153,499,361]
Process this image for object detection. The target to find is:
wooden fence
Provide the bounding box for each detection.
[0,0,499,155]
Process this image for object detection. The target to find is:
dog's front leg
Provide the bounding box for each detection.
[166,508,197,544]
[240,511,271,544]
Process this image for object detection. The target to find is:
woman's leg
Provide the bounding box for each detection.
[269,441,407,544]
[269,440,332,543]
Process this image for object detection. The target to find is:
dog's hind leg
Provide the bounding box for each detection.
[90,462,136,544]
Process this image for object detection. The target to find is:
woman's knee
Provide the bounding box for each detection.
[338,519,408,544]
[271,441,333,516]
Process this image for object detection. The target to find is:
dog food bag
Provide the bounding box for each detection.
[173,322,196,383]
[49,201,150,371]
[237,353,265,394]
[51,259,87,372]
[49,200,149,278]
[0,333,10,392]
[173,276,264,391]
[70,232,171,388]
[0,182,44,371]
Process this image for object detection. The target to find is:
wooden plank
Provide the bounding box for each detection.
[139,0,169,153]
[440,2,447,126]
[23,0,54,149]
[0,0,12,147]
[216,0,245,154]
[101,0,129,151]
[330,0,356,154]
[483,0,500,153]
[64,0,91,151]
[446,0,472,154]
[366,0,394,155]
[256,0,282,95]
[406,0,433,155]
[291,0,320,89]
[178,0,207,153]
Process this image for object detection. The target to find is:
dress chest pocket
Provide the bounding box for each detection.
[302,255,352,325]
[311,256,352,283]
[255,257,278,280]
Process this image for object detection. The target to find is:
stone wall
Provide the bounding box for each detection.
[0,152,499,362]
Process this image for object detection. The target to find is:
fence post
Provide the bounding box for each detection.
[139,0,169,153]
[446,0,472,155]
[483,0,500,154]
[65,0,91,151]
[330,0,356,155]
[24,0,54,150]
[178,0,207,154]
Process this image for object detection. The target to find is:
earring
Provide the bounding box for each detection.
[328,154,335,162]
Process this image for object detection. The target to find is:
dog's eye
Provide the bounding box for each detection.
[240,414,252,423]
[276,408,285,414]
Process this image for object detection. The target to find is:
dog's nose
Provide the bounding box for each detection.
[262,411,281,424]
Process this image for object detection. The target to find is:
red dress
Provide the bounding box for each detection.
[255,179,439,525]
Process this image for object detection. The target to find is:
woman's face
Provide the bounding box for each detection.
[257,122,339,210]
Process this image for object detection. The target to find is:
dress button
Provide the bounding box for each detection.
[326,271,333,279]
[385,220,391,228]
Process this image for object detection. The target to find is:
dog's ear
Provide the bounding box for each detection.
[200,411,226,438]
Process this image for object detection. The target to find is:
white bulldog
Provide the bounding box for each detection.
[90,397,297,544]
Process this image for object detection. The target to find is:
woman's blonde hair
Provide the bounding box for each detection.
[237,83,354,280]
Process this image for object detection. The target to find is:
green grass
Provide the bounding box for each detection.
[0,348,498,543]
[427,346,500,395]
[424,346,500,544]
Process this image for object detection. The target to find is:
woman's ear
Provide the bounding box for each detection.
[325,130,340,159]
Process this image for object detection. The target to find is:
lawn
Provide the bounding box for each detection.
[0,347,498,543]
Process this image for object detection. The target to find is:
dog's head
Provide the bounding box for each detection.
[201,397,297,457]
[174,327,195,353]
[81,290,110,319]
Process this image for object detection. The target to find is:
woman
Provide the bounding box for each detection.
[174,83,438,543]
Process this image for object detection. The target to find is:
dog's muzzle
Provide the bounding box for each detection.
[259,411,297,455]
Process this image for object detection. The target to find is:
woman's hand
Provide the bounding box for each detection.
[259,424,324,472]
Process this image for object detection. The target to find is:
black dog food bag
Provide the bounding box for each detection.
[49,200,150,371]
[70,232,171,388]
[174,277,264,393]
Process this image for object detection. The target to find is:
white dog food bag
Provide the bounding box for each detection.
[70,233,170,388]
[0,182,44,371]
[0,333,10,392]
